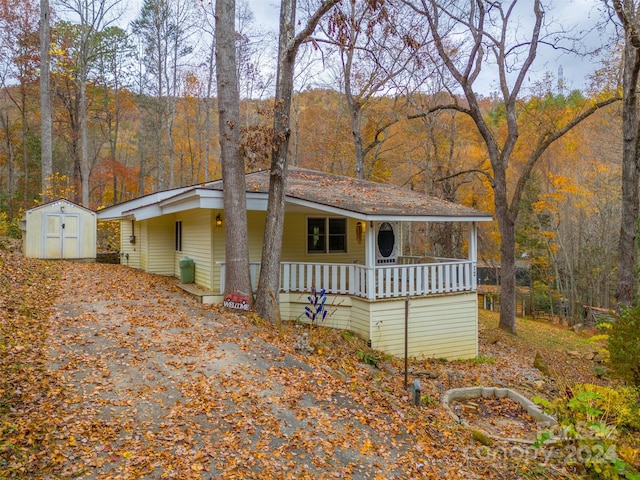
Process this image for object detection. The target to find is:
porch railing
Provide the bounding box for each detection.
[219,259,476,300]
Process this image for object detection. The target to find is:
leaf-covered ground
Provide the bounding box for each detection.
[0,250,617,479]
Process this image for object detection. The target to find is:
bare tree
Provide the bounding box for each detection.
[406,0,620,333]
[215,0,253,301]
[323,0,423,179]
[610,0,640,308]
[56,0,125,207]
[1,0,40,213]
[235,1,275,102]
[197,0,216,182]
[132,0,196,191]
[40,0,52,201]
[254,0,340,323]
[132,0,170,191]
[164,0,196,188]
[93,26,132,203]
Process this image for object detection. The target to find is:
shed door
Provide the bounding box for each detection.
[44,213,80,259]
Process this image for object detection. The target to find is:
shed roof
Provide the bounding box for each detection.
[26,198,95,215]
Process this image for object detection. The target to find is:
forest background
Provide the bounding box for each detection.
[0,0,626,321]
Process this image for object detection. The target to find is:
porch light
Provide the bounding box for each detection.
[356,221,365,243]
[60,205,65,213]
[216,214,223,227]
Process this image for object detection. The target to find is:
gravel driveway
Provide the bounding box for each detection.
[47,262,462,479]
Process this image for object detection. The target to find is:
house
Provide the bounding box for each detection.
[21,198,96,260]
[97,168,492,359]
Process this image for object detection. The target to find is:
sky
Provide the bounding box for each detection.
[243,0,615,95]
[246,0,279,31]
[112,0,613,96]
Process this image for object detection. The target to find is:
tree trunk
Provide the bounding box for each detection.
[215,0,252,301]
[616,5,640,308]
[342,34,365,180]
[254,0,296,322]
[254,0,340,322]
[204,39,215,182]
[498,216,518,333]
[80,74,90,207]
[40,0,52,200]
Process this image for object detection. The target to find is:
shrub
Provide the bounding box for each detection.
[0,212,21,239]
[534,385,640,479]
[0,212,7,236]
[608,306,640,386]
[97,220,120,252]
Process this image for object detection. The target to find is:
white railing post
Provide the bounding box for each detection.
[469,222,478,290]
[365,221,376,300]
[282,263,290,292]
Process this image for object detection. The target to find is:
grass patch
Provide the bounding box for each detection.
[468,354,496,365]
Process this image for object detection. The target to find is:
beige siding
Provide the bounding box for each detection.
[211,210,225,293]
[282,214,366,263]
[24,209,42,258]
[349,297,373,340]
[370,293,478,360]
[174,210,213,289]
[146,216,175,275]
[278,291,476,360]
[140,221,148,270]
[120,219,141,269]
[247,211,266,260]
[281,293,354,330]
[212,212,363,294]
[212,210,265,293]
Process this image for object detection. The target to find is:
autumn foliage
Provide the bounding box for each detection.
[0,250,63,476]
[2,246,639,478]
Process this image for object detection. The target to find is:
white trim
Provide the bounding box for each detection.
[286,196,491,222]
[125,204,162,221]
[97,187,194,220]
[375,221,398,265]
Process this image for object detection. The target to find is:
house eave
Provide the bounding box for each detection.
[96,187,194,220]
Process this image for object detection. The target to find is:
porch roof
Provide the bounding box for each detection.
[97,167,491,222]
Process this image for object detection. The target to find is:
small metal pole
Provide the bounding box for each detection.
[404,295,409,389]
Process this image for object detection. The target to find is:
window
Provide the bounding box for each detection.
[175,220,182,251]
[307,217,346,253]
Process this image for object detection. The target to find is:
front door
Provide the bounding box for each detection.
[376,222,397,264]
[44,213,80,259]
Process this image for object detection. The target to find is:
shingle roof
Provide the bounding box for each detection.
[208,167,491,219]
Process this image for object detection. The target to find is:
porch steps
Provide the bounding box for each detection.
[175,281,218,304]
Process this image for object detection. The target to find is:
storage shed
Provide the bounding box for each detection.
[22,199,96,260]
